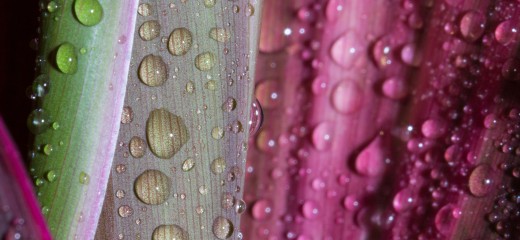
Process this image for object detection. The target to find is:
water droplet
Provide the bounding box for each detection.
[43,144,53,155]
[400,44,420,66]
[435,204,456,235]
[355,137,385,176]
[301,201,319,219]
[311,178,326,190]
[138,3,152,16]
[232,5,239,13]
[382,77,408,100]
[421,119,446,139]
[182,158,195,171]
[42,206,50,215]
[146,108,189,159]
[199,185,208,195]
[331,80,362,114]
[46,170,57,182]
[249,99,263,134]
[52,122,60,130]
[495,20,518,45]
[392,188,414,212]
[35,178,45,187]
[56,43,78,74]
[74,0,103,26]
[229,120,243,134]
[116,164,126,173]
[152,224,188,240]
[205,80,217,91]
[134,169,171,205]
[121,106,133,124]
[204,0,216,8]
[330,31,362,68]
[246,3,254,16]
[195,52,216,71]
[139,20,161,41]
[80,47,87,54]
[196,206,204,214]
[186,81,195,93]
[138,55,168,87]
[255,80,281,109]
[468,164,495,197]
[235,199,246,214]
[212,127,224,139]
[312,122,334,151]
[210,28,231,42]
[326,0,344,21]
[32,74,51,98]
[79,171,90,185]
[118,205,133,218]
[211,157,226,174]
[483,113,498,129]
[129,136,146,158]
[47,1,58,12]
[222,97,237,112]
[116,190,125,198]
[460,11,485,42]
[212,217,233,239]
[252,199,272,220]
[27,109,51,134]
[168,28,192,56]
[372,38,395,68]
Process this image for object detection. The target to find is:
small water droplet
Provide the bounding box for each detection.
[421,119,446,139]
[211,157,226,174]
[212,127,224,139]
[199,185,208,195]
[138,3,152,16]
[196,206,204,214]
[222,97,237,112]
[129,136,146,158]
[331,80,362,114]
[312,122,334,151]
[204,0,216,8]
[330,31,362,69]
[79,171,90,185]
[495,20,518,45]
[205,80,217,91]
[35,178,45,187]
[118,205,134,218]
[146,108,189,159]
[210,28,231,42]
[382,77,408,100]
[460,11,485,42]
[212,217,233,239]
[138,55,168,87]
[74,0,103,26]
[195,52,216,71]
[221,192,234,209]
[168,28,192,56]
[186,81,195,94]
[32,74,50,98]
[468,164,495,197]
[47,1,58,12]
[182,158,195,171]
[245,3,254,16]
[249,99,263,135]
[43,144,53,155]
[435,204,456,235]
[134,169,171,205]
[355,137,385,176]
[152,224,188,240]
[27,109,51,134]
[121,106,133,124]
[116,164,126,174]
[56,43,78,74]
[301,201,319,219]
[252,199,272,220]
[116,190,125,198]
[139,20,161,41]
[235,199,246,214]
[392,188,414,212]
[45,170,57,182]
[255,80,281,109]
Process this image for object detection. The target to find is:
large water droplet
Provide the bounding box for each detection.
[134,169,171,205]
[138,3,152,16]
[27,109,51,134]
[255,80,281,109]
[331,80,362,114]
[330,31,362,68]
[210,28,231,42]
[382,77,407,100]
[129,136,146,158]
[168,28,192,56]
[195,52,216,71]
[152,224,188,240]
[392,188,414,212]
[495,20,518,45]
[139,20,161,41]
[312,122,334,150]
[249,99,263,135]
[459,11,485,42]
[138,55,168,87]
[301,201,319,219]
[146,108,189,159]
[435,204,456,235]
[56,43,78,74]
[32,74,50,98]
[212,217,233,239]
[74,0,103,26]
[355,137,385,176]
[468,164,495,197]
[252,199,273,220]
[235,199,246,214]
[211,157,226,174]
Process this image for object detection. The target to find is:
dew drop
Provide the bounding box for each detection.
[468,164,495,197]
[168,28,192,56]
[249,99,263,135]
[204,0,216,8]
[35,178,44,187]
[222,97,237,112]
[312,122,334,151]
[43,144,53,155]
[330,31,362,69]
[134,169,171,205]
[246,3,254,16]
[199,185,208,195]
[235,199,246,214]
[255,80,281,109]
[195,52,216,71]
[79,171,90,185]
[205,80,217,91]
[221,192,235,209]
[118,205,133,218]
[138,55,168,87]
[210,28,231,42]
[212,217,233,239]
[230,120,243,134]
[211,157,226,174]
[46,170,57,182]
[252,199,272,220]
[421,119,446,139]
[116,164,126,174]
[495,20,518,45]
[212,127,224,140]
[138,3,152,16]
[27,109,51,134]
[182,158,195,172]
[301,201,319,219]
[116,190,125,198]
[392,188,414,212]
[74,0,103,26]
[435,204,456,235]
[139,20,161,41]
[483,113,497,129]
[32,74,50,98]
[152,224,188,240]
[186,81,195,94]
[331,80,362,114]
[121,106,133,124]
[56,43,78,74]
[372,38,395,68]
[196,206,204,214]
[355,137,385,176]
[129,136,146,158]
[459,11,485,42]
[146,108,189,159]
[47,1,58,12]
